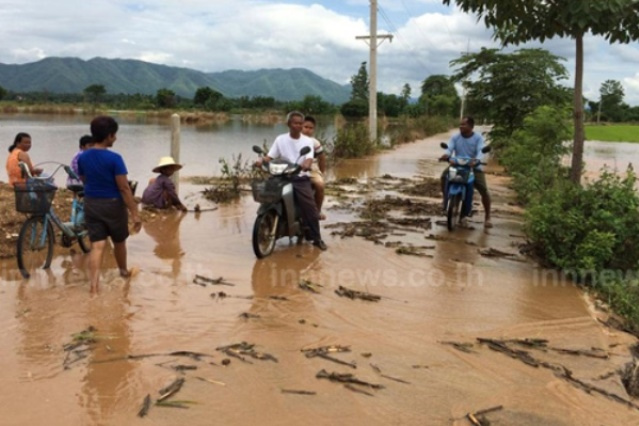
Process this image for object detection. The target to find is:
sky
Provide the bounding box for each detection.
[2,0,639,105]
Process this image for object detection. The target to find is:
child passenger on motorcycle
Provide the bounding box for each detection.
[439,116,492,228]
[301,115,327,220]
[255,111,327,251]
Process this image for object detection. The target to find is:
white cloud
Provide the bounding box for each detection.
[1,0,639,104]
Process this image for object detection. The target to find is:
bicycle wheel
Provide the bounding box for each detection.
[76,224,91,253]
[252,210,279,258]
[446,193,462,231]
[17,216,55,279]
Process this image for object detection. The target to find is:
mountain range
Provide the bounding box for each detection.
[0,57,351,104]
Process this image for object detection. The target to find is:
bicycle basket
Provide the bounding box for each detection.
[251,179,281,203]
[14,181,57,214]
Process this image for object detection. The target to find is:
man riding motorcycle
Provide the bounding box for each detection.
[255,111,327,250]
[439,116,492,228]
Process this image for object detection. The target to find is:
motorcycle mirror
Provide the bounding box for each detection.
[253,145,264,154]
[440,142,448,149]
[481,145,492,154]
[299,146,311,156]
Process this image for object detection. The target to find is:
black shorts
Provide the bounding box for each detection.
[84,197,129,243]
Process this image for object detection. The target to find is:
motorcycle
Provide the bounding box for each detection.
[440,142,491,231]
[251,145,312,258]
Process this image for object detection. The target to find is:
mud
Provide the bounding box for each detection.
[1,133,639,425]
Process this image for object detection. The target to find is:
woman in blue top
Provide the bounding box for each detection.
[78,116,141,293]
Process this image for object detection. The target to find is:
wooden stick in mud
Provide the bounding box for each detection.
[193,275,235,286]
[137,394,152,417]
[281,389,317,395]
[158,378,185,402]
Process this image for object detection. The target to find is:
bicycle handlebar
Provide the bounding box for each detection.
[32,161,78,180]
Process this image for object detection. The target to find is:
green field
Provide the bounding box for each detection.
[585,124,639,143]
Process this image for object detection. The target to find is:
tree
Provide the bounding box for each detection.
[401,84,411,104]
[156,88,176,108]
[443,0,639,184]
[84,84,106,105]
[599,79,625,122]
[450,48,570,140]
[350,61,369,102]
[420,75,460,117]
[0,85,6,100]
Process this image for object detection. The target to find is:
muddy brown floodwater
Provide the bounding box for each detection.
[1,131,639,426]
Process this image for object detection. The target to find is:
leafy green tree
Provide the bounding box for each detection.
[377,93,404,117]
[599,79,625,122]
[194,87,223,107]
[298,95,334,115]
[350,61,369,102]
[0,85,7,100]
[400,84,411,104]
[450,48,570,144]
[443,0,639,184]
[84,84,106,105]
[340,99,368,118]
[156,88,176,108]
[419,75,459,117]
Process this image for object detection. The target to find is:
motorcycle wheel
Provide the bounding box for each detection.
[447,193,462,231]
[252,210,278,258]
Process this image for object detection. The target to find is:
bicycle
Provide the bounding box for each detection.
[14,162,91,279]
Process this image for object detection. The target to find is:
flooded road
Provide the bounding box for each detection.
[1,132,639,425]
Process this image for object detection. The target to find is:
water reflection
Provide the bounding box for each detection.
[143,211,186,277]
[78,283,134,425]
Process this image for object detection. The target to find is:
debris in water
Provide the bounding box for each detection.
[465,405,503,425]
[193,274,235,286]
[137,394,151,417]
[281,389,317,395]
[334,285,381,302]
[302,345,356,369]
[316,369,384,390]
[158,378,185,402]
[439,340,476,354]
[299,279,323,293]
[216,342,278,363]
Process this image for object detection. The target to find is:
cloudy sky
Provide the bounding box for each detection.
[2,0,639,104]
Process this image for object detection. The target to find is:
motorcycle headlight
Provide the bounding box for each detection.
[268,162,289,175]
[448,167,457,180]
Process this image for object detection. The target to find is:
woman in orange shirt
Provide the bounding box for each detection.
[6,132,42,185]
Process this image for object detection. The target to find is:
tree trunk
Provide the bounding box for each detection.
[570,34,585,185]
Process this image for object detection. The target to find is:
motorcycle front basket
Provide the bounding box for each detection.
[449,168,470,184]
[251,180,281,203]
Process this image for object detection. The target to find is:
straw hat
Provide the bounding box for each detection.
[153,156,183,173]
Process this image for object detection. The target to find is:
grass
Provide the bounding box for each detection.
[585,123,639,143]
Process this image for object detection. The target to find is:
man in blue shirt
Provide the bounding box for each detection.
[439,116,492,228]
[78,116,141,293]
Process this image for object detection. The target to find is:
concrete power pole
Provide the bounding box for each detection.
[356,0,392,142]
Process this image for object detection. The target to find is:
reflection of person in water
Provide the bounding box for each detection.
[143,211,186,277]
[250,246,321,308]
[80,279,134,424]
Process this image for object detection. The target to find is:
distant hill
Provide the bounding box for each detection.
[0,57,351,104]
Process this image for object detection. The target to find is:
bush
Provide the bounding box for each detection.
[499,105,572,204]
[332,122,376,159]
[525,166,639,279]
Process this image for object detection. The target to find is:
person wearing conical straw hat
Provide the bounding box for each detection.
[141,156,187,212]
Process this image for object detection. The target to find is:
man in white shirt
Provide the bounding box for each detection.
[258,111,327,250]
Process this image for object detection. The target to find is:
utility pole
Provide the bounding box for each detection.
[356,0,392,142]
[459,40,470,120]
